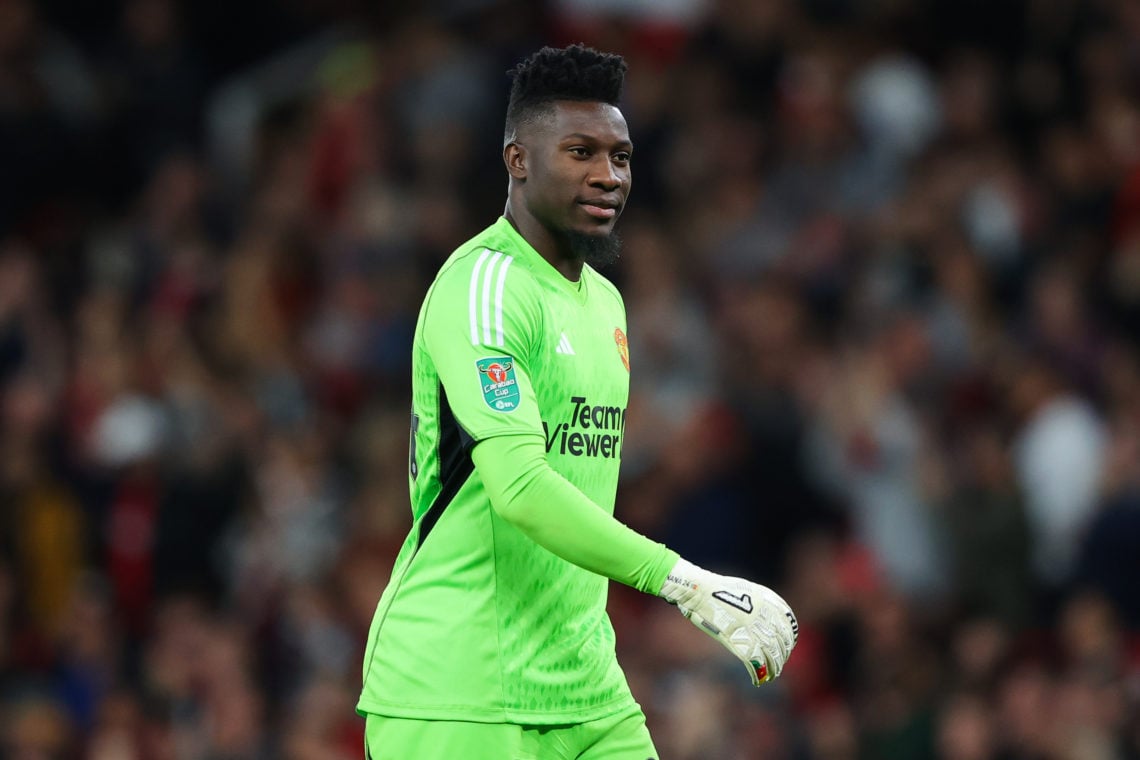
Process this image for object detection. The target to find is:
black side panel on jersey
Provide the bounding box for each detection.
[417,384,474,550]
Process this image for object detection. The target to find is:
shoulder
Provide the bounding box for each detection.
[424,236,541,347]
[432,222,525,284]
[585,266,625,310]
[432,244,536,306]
[430,221,520,292]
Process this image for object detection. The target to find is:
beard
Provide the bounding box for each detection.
[559,228,622,269]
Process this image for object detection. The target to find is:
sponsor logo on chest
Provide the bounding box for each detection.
[542,396,626,459]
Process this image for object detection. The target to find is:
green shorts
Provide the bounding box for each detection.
[363,704,658,760]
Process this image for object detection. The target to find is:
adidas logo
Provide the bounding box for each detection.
[555,332,575,355]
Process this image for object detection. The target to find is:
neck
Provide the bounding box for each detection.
[504,204,584,282]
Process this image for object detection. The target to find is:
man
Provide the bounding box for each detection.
[358,44,798,759]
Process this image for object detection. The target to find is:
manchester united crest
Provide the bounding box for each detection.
[614,328,630,372]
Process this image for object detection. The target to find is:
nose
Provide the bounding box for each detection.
[589,157,623,191]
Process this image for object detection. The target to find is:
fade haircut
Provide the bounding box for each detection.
[504,44,627,145]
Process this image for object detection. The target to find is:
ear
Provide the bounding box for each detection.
[504,142,527,180]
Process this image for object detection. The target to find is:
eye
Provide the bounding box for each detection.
[568,146,590,158]
[613,151,631,165]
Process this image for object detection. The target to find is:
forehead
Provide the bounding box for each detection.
[528,100,630,144]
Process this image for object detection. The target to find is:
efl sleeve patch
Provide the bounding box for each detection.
[476,357,520,412]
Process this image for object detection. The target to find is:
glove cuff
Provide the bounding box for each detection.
[658,557,703,604]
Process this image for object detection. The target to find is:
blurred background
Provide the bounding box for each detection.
[1,0,1139,757]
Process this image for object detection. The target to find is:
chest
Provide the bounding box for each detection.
[528,283,630,451]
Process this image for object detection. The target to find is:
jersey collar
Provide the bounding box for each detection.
[494,217,589,303]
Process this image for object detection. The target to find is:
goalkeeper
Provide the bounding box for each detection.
[358,44,797,760]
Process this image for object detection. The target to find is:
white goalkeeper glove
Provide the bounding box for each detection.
[659,558,799,685]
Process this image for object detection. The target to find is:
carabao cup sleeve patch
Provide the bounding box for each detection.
[476,356,520,412]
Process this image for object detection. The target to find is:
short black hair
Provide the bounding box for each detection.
[504,44,627,144]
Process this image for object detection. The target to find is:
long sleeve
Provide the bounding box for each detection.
[472,433,678,594]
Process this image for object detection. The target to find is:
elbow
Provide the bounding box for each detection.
[485,468,543,528]
[481,467,548,530]
[489,492,528,527]
[472,435,550,529]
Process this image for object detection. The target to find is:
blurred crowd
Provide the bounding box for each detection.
[1,0,1139,758]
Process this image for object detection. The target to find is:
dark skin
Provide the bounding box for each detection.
[503,99,633,281]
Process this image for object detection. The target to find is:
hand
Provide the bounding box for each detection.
[659,559,798,685]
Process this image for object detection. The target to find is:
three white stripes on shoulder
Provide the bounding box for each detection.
[467,247,574,355]
[469,249,513,347]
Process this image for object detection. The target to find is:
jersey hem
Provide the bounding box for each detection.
[355,693,637,725]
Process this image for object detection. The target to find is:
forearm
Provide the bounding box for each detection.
[472,434,798,685]
[471,434,678,594]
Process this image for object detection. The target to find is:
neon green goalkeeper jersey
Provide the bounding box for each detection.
[358,217,642,723]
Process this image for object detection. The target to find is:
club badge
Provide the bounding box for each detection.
[614,328,630,372]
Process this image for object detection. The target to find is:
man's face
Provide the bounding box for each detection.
[513,100,632,246]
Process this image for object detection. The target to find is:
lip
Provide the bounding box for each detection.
[579,198,621,220]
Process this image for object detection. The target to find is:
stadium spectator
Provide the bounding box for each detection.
[0,1,1138,757]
